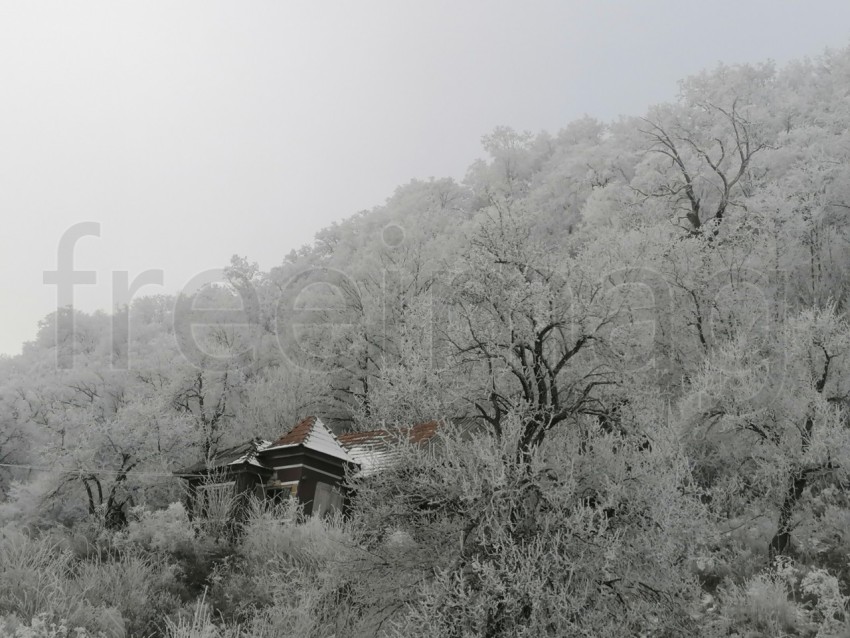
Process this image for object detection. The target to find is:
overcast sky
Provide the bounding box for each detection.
[1,1,849,356]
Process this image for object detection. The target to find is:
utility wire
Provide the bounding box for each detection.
[0,461,206,479]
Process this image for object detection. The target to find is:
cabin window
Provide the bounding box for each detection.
[313,481,344,516]
[266,482,298,505]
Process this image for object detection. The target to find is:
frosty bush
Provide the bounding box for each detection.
[335,416,711,637]
[0,614,93,638]
[119,503,196,554]
[163,594,241,638]
[0,529,74,621]
[0,524,182,638]
[209,498,357,636]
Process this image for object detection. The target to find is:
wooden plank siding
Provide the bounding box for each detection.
[262,447,350,515]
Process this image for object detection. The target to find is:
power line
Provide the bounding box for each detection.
[0,462,203,479]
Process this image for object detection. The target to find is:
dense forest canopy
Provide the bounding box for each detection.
[2,47,850,637]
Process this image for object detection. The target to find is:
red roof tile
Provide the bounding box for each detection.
[336,420,443,474]
[408,420,440,444]
[337,429,390,446]
[266,416,356,463]
[337,420,441,447]
[269,415,316,447]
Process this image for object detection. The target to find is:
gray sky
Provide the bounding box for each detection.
[1,0,849,356]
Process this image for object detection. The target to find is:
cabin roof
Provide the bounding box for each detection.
[337,420,442,475]
[174,416,482,479]
[173,438,272,476]
[266,415,356,464]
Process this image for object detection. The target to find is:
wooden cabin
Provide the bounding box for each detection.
[174,416,448,519]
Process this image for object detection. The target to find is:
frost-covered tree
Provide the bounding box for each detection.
[681,305,850,560]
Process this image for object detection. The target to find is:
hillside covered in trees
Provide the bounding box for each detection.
[2,47,850,637]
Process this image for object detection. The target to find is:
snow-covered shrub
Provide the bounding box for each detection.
[801,567,850,637]
[164,594,241,638]
[709,559,850,637]
[208,499,356,636]
[238,498,350,571]
[0,613,93,638]
[61,604,124,638]
[118,502,196,554]
[0,528,74,621]
[341,416,710,637]
[74,554,178,636]
[731,573,802,635]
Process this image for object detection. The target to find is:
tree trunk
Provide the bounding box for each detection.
[769,470,807,561]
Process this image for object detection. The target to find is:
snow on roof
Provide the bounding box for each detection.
[173,438,272,476]
[337,421,442,476]
[228,439,272,467]
[266,416,356,464]
[268,415,316,447]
